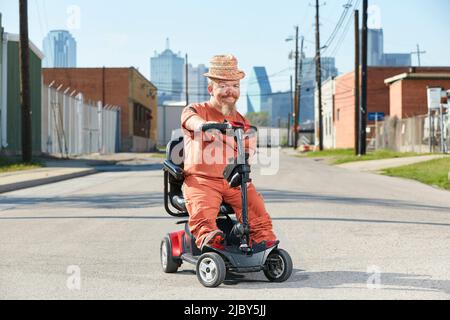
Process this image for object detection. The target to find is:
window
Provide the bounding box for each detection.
[133,103,152,138]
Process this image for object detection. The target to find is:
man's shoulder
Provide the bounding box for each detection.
[184,102,208,114]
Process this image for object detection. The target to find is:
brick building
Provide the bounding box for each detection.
[385,71,450,119]
[334,67,450,149]
[43,67,158,152]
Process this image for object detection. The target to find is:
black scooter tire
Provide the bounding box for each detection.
[161,236,180,273]
[263,249,293,283]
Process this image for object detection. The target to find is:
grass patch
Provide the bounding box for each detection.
[0,157,44,173]
[382,157,450,190]
[302,149,426,165]
[306,149,355,158]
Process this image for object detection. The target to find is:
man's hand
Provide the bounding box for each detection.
[198,121,221,142]
[196,121,220,132]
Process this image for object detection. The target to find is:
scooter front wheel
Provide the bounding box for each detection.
[196,252,226,288]
[263,249,293,282]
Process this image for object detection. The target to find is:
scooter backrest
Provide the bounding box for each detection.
[166,137,184,167]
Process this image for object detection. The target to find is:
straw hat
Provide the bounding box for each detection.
[203,55,246,81]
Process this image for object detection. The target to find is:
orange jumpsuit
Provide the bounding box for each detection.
[181,102,277,248]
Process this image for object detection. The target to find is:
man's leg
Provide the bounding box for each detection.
[183,176,224,249]
[223,182,277,244]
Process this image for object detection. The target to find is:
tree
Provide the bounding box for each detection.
[246,112,269,127]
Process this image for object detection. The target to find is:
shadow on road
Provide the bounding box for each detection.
[0,193,164,209]
[221,269,450,295]
[2,188,449,213]
[259,189,450,213]
[1,215,449,229]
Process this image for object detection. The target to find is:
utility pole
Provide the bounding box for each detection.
[297,36,304,149]
[359,0,368,155]
[185,54,189,106]
[354,9,360,155]
[289,75,293,147]
[411,44,426,67]
[315,0,324,151]
[293,26,299,150]
[19,0,32,162]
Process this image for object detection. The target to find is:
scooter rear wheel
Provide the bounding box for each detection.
[196,253,226,288]
[161,236,180,273]
[263,249,293,282]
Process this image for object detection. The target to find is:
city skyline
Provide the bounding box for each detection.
[1,1,449,91]
[1,0,449,116]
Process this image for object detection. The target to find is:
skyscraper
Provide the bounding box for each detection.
[269,92,292,127]
[362,28,412,67]
[43,30,77,68]
[300,57,338,124]
[150,39,185,104]
[367,29,384,66]
[186,64,209,103]
[246,67,272,114]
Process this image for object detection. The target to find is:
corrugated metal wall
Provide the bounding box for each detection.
[42,84,121,157]
[5,40,42,155]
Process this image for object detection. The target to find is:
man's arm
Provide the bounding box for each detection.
[181,105,220,141]
[181,105,206,132]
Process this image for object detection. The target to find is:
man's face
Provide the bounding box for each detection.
[209,80,241,116]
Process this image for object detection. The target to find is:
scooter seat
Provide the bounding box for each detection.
[171,194,235,216]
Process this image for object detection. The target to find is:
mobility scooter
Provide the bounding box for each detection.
[160,121,293,288]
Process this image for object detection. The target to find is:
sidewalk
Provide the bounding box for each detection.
[336,154,449,172]
[0,152,165,194]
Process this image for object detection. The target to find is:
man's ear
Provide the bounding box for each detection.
[208,85,214,96]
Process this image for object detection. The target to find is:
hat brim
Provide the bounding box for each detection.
[203,71,246,81]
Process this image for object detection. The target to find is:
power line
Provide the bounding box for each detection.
[328,0,362,58]
[322,0,354,54]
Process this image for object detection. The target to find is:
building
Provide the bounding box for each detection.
[384,53,411,67]
[150,39,184,104]
[363,28,411,67]
[158,101,186,146]
[246,67,272,114]
[385,70,450,119]
[334,67,450,149]
[186,63,209,103]
[1,24,44,155]
[268,91,292,127]
[367,29,384,66]
[315,77,336,149]
[43,30,77,68]
[43,67,158,152]
[300,57,338,124]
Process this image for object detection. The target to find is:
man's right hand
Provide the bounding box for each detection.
[197,121,221,142]
[196,121,220,132]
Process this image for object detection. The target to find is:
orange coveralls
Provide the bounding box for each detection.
[181,102,277,248]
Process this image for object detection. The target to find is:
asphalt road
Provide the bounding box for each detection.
[1,150,450,300]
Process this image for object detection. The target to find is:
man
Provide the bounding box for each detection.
[181,54,277,250]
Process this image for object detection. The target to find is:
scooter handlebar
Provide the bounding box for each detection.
[201,122,258,135]
[201,123,232,133]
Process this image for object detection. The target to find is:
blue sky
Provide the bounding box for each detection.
[1,0,449,97]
